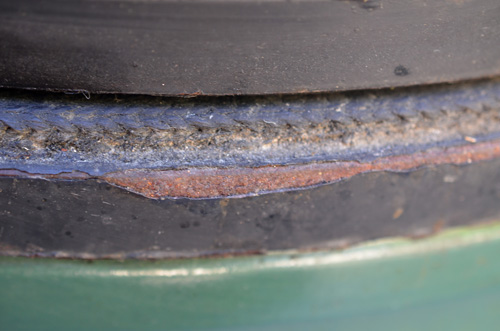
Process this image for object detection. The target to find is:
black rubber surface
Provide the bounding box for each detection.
[1,160,500,258]
[1,0,499,96]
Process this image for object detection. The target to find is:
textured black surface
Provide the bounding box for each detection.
[1,160,500,258]
[1,0,499,96]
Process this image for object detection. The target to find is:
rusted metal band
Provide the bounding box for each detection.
[1,139,499,199]
[102,139,500,199]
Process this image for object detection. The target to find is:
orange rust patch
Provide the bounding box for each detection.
[2,140,500,199]
[101,140,500,199]
[392,208,404,220]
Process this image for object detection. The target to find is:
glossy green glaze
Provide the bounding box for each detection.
[2,223,500,330]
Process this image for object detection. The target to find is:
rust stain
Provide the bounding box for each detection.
[2,140,500,199]
[102,140,500,199]
[177,91,204,98]
[432,219,446,234]
[392,208,404,220]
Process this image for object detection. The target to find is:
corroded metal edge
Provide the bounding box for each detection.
[1,139,499,199]
[101,140,500,198]
[6,220,500,266]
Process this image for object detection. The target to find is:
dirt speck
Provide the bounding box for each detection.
[392,207,404,219]
[394,65,410,76]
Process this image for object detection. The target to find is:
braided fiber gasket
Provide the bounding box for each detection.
[1,78,500,175]
[1,78,500,132]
